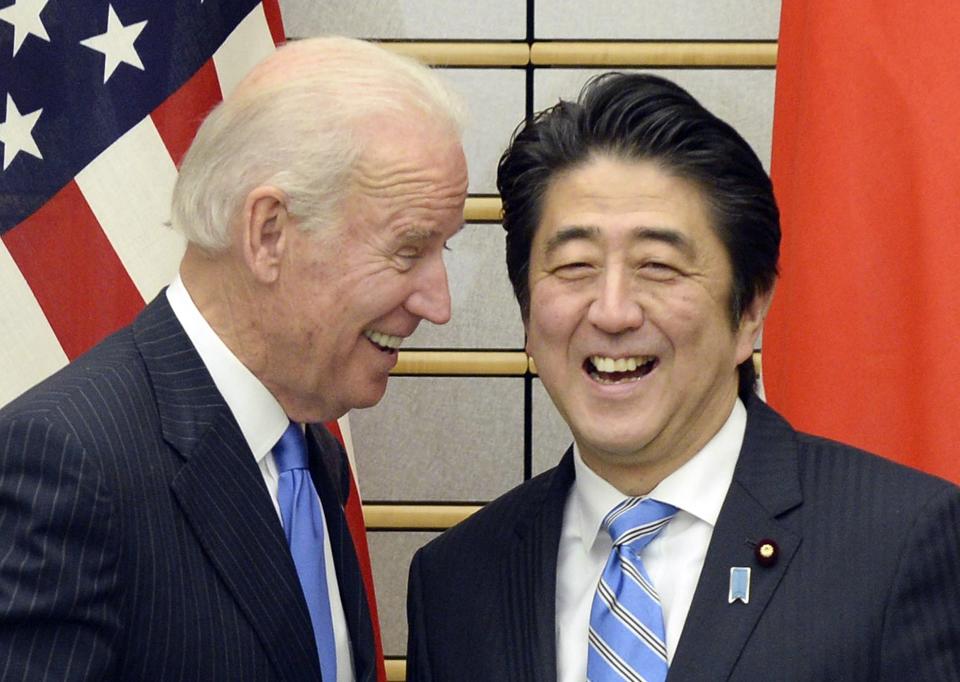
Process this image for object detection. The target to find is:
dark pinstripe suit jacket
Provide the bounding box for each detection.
[407,395,960,681]
[0,294,377,681]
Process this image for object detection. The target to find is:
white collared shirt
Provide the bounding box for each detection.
[555,399,746,681]
[167,276,356,682]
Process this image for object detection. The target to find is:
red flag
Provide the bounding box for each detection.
[1,2,387,675]
[763,2,960,483]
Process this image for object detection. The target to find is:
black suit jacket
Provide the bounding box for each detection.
[407,397,960,681]
[0,294,377,681]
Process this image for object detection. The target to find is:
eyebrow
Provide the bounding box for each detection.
[630,227,696,259]
[543,226,600,256]
[399,227,441,243]
[543,225,696,259]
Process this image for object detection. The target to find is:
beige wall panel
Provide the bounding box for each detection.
[534,69,776,169]
[408,224,525,349]
[350,377,525,500]
[438,69,527,194]
[535,0,780,40]
[532,378,575,476]
[368,531,439,657]
[279,0,526,39]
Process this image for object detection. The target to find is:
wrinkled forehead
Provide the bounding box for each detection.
[351,115,467,185]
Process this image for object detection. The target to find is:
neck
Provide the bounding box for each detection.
[179,244,269,384]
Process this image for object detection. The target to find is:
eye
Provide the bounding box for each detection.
[552,261,596,279]
[639,261,679,280]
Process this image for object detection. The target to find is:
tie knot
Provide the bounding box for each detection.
[603,497,677,551]
[273,421,308,473]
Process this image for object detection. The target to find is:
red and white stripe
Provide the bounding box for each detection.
[0,3,281,406]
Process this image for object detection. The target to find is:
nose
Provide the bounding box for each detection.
[405,254,452,325]
[586,267,643,334]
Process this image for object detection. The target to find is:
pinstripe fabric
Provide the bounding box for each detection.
[0,293,377,681]
[406,395,960,682]
[407,444,570,682]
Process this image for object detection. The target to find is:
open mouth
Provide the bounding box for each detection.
[584,355,658,384]
[364,329,403,354]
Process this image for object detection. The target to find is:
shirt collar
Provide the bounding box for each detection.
[166,275,289,462]
[571,398,746,551]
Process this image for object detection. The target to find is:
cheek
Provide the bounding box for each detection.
[637,298,687,344]
[527,285,582,342]
[645,287,718,338]
[383,277,415,307]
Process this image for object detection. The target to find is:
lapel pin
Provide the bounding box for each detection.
[754,538,779,567]
[728,566,751,604]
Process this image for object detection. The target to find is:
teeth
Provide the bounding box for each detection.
[590,355,650,374]
[364,329,403,349]
[593,356,612,373]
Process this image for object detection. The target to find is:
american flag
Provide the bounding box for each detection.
[0,1,386,676]
[0,0,284,401]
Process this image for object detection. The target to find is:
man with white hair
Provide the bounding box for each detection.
[0,37,467,682]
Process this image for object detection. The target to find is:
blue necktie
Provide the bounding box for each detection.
[588,497,678,682]
[274,421,338,680]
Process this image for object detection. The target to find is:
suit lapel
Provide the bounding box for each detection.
[134,295,322,682]
[669,399,803,682]
[306,424,378,682]
[502,448,576,681]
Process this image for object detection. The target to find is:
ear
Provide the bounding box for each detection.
[521,300,534,355]
[239,185,291,284]
[734,285,774,364]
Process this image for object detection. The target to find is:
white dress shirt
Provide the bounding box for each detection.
[555,399,746,681]
[167,276,355,682]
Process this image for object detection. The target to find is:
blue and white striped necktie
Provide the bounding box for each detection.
[588,497,678,682]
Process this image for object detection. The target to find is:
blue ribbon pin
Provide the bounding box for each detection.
[728,567,751,604]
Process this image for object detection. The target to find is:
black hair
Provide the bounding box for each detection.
[496,72,780,399]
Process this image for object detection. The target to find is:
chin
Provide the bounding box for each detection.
[593,441,648,461]
[578,427,657,459]
[350,382,390,411]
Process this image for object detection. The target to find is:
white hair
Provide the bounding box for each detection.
[170,37,466,251]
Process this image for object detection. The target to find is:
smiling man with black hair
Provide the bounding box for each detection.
[406,73,960,682]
